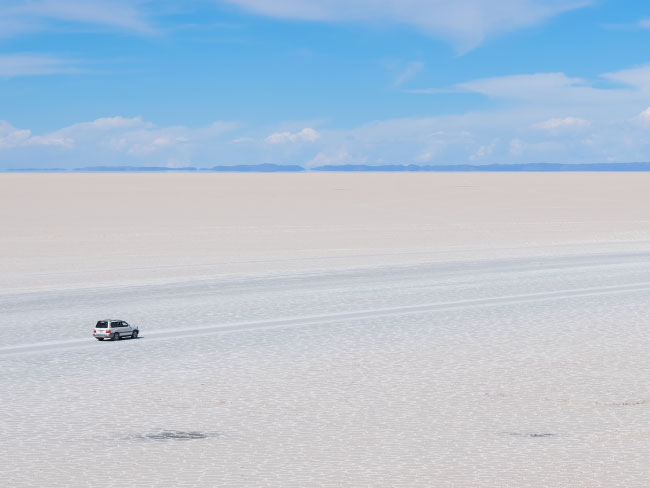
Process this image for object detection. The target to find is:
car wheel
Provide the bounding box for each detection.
[132,330,139,339]
[96,338,104,341]
[112,333,120,341]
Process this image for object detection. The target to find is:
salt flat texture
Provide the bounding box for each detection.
[2,173,650,294]
[2,174,650,487]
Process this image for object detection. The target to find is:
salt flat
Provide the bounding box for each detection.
[2,173,650,487]
[2,172,650,294]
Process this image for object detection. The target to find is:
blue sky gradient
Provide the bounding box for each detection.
[2,0,650,168]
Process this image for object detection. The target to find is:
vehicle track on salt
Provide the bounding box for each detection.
[3,279,650,356]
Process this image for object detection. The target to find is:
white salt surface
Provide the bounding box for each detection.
[2,174,650,486]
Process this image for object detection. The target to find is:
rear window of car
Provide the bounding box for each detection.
[96,321,108,328]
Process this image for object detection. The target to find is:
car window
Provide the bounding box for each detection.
[111,321,122,327]
[96,321,108,328]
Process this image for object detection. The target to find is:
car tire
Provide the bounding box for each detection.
[132,330,139,339]
[112,333,120,341]
[96,338,104,341]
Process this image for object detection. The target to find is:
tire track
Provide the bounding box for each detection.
[3,280,650,356]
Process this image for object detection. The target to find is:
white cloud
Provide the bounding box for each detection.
[220,0,591,51]
[307,149,357,167]
[533,116,591,131]
[98,119,237,155]
[86,116,149,130]
[601,65,650,91]
[408,73,590,99]
[0,120,73,148]
[509,138,525,156]
[265,127,320,144]
[459,72,587,100]
[0,54,81,77]
[636,107,650,126]
[0,116,239,168]
[0,0,153,38]
[301,66,650,165]
[54,116,151,135]
[415,66,650,110]
[470,138,499,160]
[9,64,650,169]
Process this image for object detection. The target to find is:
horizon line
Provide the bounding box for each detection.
[5,162,650,173]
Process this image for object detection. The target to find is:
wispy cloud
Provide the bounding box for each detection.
[219,0,592,52]
[231,136,254,143]
[403,87,462,95]
[601,64,650,91]
[409,69,650,105]
[0,0,154,38]
[457,72,588,100]
[604,18,650,31]
[0,53,81,77]
[393,61,423,87]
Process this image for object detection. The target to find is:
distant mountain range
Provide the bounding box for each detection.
[6,162,650,172]
[311,162,650,172]
[4,164,306,173]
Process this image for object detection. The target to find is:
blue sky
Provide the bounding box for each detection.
[2,0,650,168]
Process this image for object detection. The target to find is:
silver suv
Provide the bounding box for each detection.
[93,320,139,341]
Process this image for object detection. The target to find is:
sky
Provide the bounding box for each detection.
[2,0,650,169]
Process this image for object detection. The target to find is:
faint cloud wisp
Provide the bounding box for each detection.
[394,61,424,87]
[0,53,81,77]
[0,0,154,38]
[219,0,592,52]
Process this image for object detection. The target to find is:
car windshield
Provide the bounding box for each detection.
[96,321,108,328]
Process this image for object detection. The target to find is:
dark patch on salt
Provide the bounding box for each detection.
[602,400,650,407]
[134,430,221,441]
[503,432,557,438]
